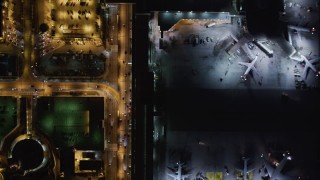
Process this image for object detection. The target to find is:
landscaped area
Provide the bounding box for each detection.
[0,96,17,140]
[36,97,104,150]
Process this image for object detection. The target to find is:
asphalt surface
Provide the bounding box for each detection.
[164,88,320,131]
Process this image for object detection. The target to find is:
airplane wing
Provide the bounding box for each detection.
[262,158,274,178]
[300,66,308,81]
[238,62,250,67]
[167,166,176,172]
[247,166,255,173]
[167,173,177,179]
[235,168,255,174]
[182,174,192,179]
[235,167,242,172]
[307,62,318,73]
[309,57,320,64]
[251,66,257,74]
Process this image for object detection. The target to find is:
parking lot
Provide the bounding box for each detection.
[34,0,108,78]
[52,0,99,38]
[38,51,105,77]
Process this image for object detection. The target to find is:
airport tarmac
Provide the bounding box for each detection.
[158,131,319,180]
[159,18,319,90]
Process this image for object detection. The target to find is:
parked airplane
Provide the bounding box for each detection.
[238,55,259,80]
[295,56,320,81]
[236,157,255,180]
[261,152,294,180]
[167,161,192,180]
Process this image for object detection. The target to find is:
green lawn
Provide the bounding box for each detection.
[37,97,104,150]
[0,97,17,140]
